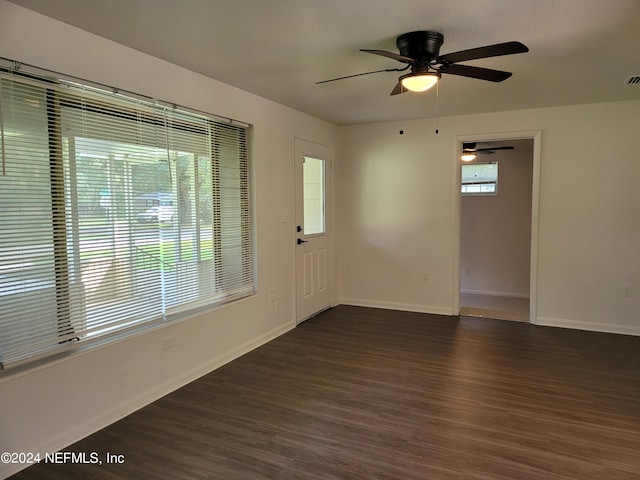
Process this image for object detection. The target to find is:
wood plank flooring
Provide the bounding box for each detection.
[10,306,640,479]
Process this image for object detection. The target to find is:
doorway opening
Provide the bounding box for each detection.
[454,132,541,323]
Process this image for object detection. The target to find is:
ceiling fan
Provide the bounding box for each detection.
[463,142,515,154]
[317,31,528,95]
[461,142,514,161]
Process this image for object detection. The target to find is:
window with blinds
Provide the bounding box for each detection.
[0,65,254,369]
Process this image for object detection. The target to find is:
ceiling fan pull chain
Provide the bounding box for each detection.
[399,84,405,135]
[435,81,439,134]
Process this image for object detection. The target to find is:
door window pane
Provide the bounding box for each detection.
[303,157,325,235]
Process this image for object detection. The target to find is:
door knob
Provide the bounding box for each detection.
[297,238,308,245]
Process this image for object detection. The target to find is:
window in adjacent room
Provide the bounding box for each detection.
[461,162,498,195]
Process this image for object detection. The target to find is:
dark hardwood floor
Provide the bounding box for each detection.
[10,306,640,479]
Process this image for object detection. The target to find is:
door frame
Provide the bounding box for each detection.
[293,136,335,324]
[453,130,542,324]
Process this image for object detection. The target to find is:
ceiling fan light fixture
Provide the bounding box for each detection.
[400,72,440,92]
[461,152,477,162]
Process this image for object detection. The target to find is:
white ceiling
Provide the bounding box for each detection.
[9,0,640,125]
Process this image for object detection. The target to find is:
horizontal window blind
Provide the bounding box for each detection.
[0,66,254,369]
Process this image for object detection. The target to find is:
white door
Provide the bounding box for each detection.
[294,138,333,323]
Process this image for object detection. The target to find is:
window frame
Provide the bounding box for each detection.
[302,156,326,236]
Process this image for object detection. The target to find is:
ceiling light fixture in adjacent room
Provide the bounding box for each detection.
[461,152,477,162]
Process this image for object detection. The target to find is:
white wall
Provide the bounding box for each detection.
[0,3,336,478]
[336,100,640,335]
[460,146,533,297]
[335,121,457,315]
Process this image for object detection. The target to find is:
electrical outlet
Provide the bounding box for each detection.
[464,267,470,276]
[622,284,634,297]
[269,288,275,302]
[273,301,280,314]
[162,334,176,350]
[420,271,429,283]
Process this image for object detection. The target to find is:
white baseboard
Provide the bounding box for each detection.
[336,300,640,337]
[2,321,294,479]
[461,289,530,299]
[536,316,640,336]
[337,298,454,316]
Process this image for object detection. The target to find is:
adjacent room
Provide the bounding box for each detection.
[459,138,534,322]
[1,1,639,479]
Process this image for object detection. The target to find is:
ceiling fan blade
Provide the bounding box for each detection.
[390,81,408,96]
[440,64,512,82]
[437,41,528,64]
[316,68,398,84]
[361,49,414,64]
[476,146,514,152]
[463,143,515,154]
